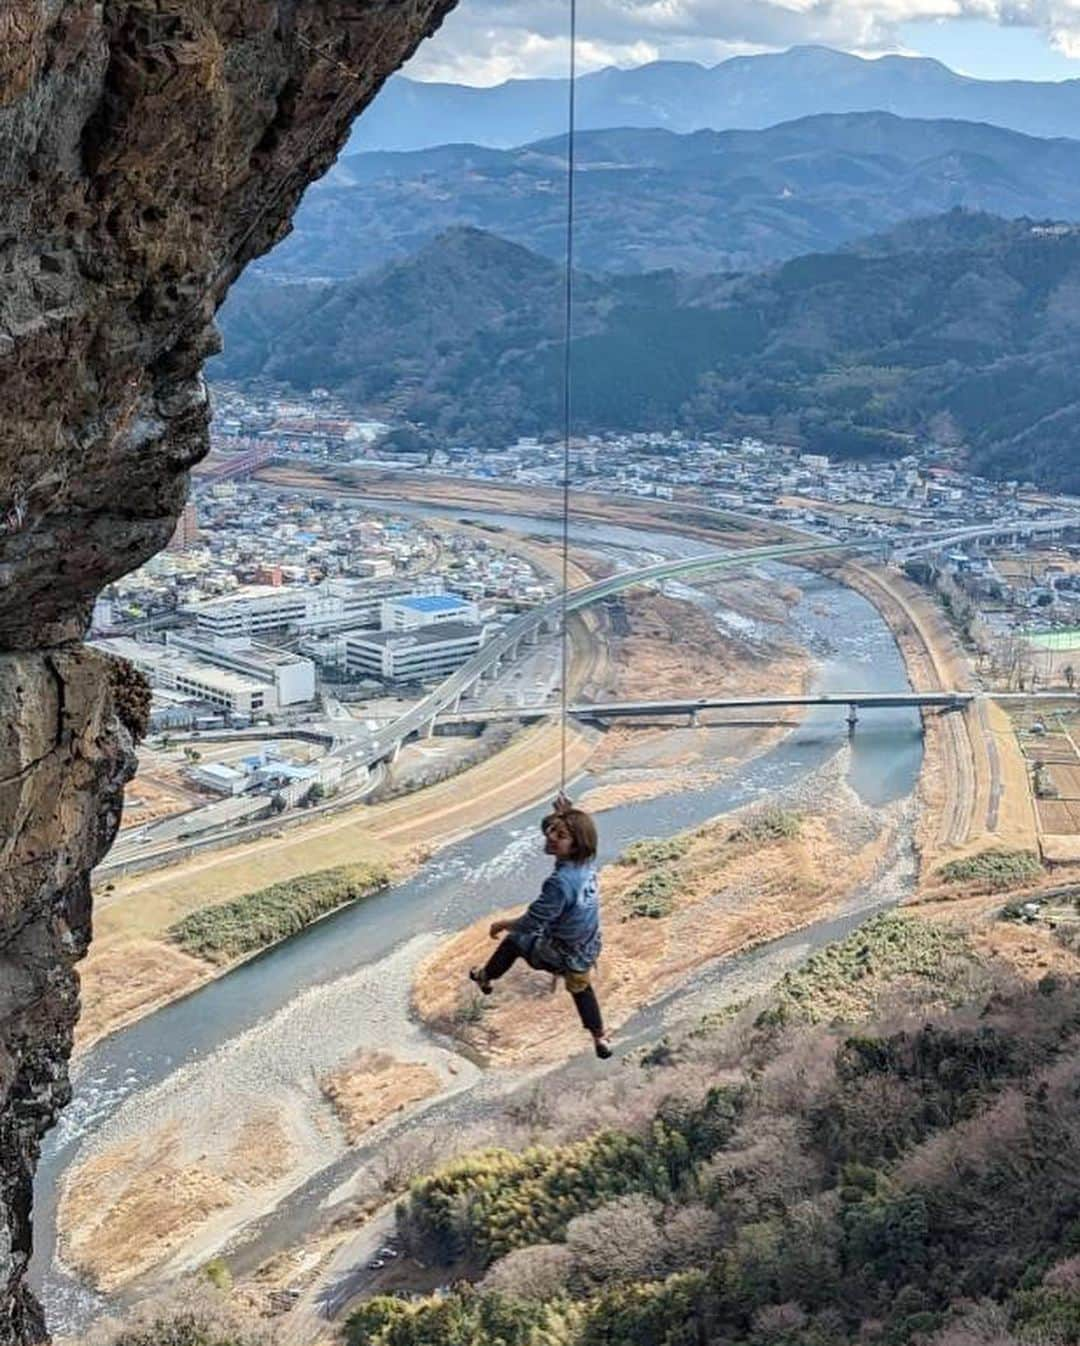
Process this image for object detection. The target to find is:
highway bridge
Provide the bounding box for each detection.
[897,514,1080,558]
[349,520,1080,768]
[354,537,859,767]
[433,690,976,731]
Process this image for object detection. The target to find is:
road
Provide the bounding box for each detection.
[99,538,845,874]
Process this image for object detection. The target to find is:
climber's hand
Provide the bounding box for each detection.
[489,920,508,940]
[553,791,573,814]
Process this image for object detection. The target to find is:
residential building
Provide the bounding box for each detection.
[167,499,200,553]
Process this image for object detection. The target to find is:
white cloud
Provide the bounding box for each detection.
[407,0,1080,84]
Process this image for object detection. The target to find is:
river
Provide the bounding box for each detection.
[32,514,923,1337]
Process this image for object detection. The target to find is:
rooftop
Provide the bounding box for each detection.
[183,585,302,610]
[93,638,269,696]
[345,622,483,649]
[390,594,471,614]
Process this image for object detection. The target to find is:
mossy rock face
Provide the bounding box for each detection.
[107,655,152,743]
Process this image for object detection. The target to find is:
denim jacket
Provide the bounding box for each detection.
[510,859,602,973]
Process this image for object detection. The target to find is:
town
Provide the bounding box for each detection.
[82,384,1080,880]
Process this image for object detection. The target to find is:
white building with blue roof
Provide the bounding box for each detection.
[380,592,480,632]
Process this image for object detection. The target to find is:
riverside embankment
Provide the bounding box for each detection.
[35,531,923,1339]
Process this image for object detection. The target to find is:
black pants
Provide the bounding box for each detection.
[483,936,604,1036]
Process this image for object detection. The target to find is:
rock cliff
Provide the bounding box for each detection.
[0,3,456,1339]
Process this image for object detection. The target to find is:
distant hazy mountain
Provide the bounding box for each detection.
[349,46,1080,152]
[256,112,1080,280]
[218,213,1080,492]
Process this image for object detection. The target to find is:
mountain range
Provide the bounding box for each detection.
[216,212,1080,492]
[350,46,1080,152]
[254,112,1080,281]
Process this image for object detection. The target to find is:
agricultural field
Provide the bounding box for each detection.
[1012,705,1080,862]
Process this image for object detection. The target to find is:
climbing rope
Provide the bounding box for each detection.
[559,0,578,791]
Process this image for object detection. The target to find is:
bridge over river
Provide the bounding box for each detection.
[434,689,1080,732]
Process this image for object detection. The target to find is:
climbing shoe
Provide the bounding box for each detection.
[593,1035,613,1060]
[469,967,493,995]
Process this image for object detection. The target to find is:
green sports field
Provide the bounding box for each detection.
[1028,629,1080,651]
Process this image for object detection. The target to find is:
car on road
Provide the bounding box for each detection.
[367,1258,387,1271]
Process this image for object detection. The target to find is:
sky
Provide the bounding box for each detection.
[405,2,1080,85]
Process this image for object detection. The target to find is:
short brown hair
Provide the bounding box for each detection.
[542,807,598,863]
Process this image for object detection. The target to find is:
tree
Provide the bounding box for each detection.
[85,1284,271,1345]
[565,1195,667,1288]
[480,1244,574,1299]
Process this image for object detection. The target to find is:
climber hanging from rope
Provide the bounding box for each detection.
[470,793,612,1060]
[467,0,615,1059]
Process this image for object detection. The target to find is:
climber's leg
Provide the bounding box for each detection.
[470,936,521,994]
[564,970,612,1060]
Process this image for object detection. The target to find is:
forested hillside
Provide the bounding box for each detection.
[339,913,1080,1346]
[253,113,1080,279]
[216,213,1080,492]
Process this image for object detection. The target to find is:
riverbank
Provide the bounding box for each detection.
[57,935,481,1295]
[78,717,597,1050]
[78,547,808,1050]
[413,753,902,1067]
[54,748,898,1304]
[834,560,1039,877]
[39,554,920,1340]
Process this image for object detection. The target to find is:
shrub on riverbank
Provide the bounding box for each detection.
[729,805,801,845]
[623,867,679,920]
[755,912,984,1026]
[937,847,1042,891]
[617,836,692,867]
[168,861,391,962]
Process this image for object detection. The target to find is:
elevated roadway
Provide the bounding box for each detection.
[357,537,857,767]
[898,514,1080,558]
[433,688,1080,730]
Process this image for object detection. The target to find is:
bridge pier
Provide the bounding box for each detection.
[847,703,858,735]
[689,708,700,728]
